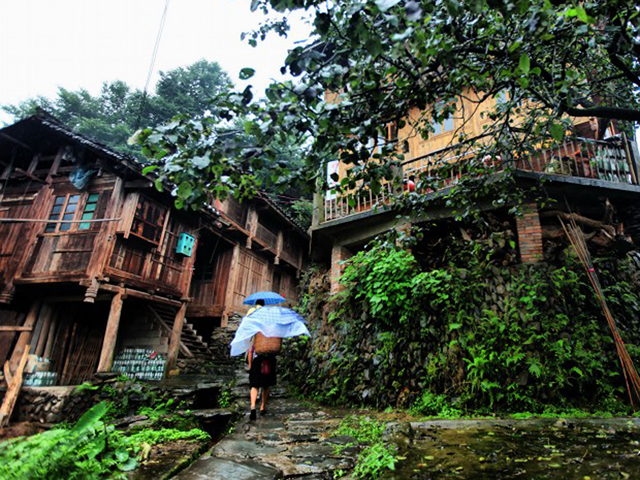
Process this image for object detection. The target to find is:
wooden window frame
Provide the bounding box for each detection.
[44,192,100,234]
[126,195,167,246]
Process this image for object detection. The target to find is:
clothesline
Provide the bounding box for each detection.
[0,217,121,224]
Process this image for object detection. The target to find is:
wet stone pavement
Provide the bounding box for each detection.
[177,366,640,479]
[177,368,359,479]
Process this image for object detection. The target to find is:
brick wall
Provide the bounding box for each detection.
[330,245,352,294]
[516,204,543,263]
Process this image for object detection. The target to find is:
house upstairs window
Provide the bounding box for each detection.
[78,194,100,230]
[432,111,455,136]
[45,194,80,232]
[130,197,166,245]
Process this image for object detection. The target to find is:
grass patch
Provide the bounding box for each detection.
[333,415,398,479]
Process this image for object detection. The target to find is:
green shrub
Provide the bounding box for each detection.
[0,401,210,479]
[334,416,398,479]
[411,392,462,418]
[0,402,136,479]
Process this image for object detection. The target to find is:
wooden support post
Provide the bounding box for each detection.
[35,304,54,357]
[43,312,58,359]
[97,290,124,373]
[9,301,41,375]
[275,231,283,265]
[165,302,187,375]
[221,244,241,327]
[246,206,258,249]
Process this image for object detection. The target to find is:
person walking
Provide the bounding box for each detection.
[245,299,280,420]
[229,295,309,421]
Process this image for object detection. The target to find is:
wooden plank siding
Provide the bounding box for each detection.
[189,247,233,318]
[0,202,33,288]
[231,248,267,310]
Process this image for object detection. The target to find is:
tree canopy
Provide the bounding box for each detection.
[3,59,232,156]
[136,0,640,210]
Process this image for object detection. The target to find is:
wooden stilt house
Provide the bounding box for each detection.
[0,112,308,386]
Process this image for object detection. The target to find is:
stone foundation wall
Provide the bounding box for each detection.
[14,387,89,424]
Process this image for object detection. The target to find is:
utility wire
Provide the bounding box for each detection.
[135,0,170,131]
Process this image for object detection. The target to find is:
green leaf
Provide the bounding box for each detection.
[375,0,401,12]
[508,41,522,53]
[118,457,138,472]
[71,401,108,435]
[575,5,588,23]
[549,122,565,141]
[154,178,164,192]
[239,67,256,80]
[177,181,193,199]
[142,165,158,175]
[448,323,462,332]
[519,54,530,75]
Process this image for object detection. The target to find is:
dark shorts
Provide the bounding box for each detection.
[249,354,277,388]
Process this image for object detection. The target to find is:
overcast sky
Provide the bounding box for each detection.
[0,0,311,124]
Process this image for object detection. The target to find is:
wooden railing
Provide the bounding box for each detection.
[255,222,278,250]
[322,137,638,223]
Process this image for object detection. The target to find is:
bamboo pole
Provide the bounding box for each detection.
[559,217,640,408]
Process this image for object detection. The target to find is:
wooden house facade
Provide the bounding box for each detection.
[0,113,308,386]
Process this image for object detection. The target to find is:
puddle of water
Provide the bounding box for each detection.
[387,424,640,479]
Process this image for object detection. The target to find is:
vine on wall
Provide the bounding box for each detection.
[283,243,640,414]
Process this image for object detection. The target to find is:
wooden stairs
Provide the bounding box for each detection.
[146,304,211,358]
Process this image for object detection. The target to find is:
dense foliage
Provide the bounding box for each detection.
[283,244,640,414]
[0,380,212,479]
[135,0,640,209]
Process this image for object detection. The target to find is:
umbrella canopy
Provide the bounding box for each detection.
[243,291,286,306]
[230,307,310,356]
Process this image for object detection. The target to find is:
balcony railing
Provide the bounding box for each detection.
[322,137,638,223]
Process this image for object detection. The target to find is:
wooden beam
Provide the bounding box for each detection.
[0,132,35,152]
[165,302,187,375]
[3,361,13,386]
[0,345,30,427]
[9,301,41,375]
[124,180,153,189]
[99,283,183,308]
[43,294,111,303]
[0,326,33,332]
[97,290,124,373]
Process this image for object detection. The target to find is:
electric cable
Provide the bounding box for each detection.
[135,0,170,131]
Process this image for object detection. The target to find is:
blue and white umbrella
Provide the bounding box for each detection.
[230,307,310,356]
[243,291,286,306]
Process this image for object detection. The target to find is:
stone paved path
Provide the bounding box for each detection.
[177,367,359,479]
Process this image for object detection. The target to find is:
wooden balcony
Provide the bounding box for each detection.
[321,137,640,223]
[106,236,189,296]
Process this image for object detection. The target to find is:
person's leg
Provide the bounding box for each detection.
[250,387,259,409]
[260,387,270,413]
[250,387,258,420]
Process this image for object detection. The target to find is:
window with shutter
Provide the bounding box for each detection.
[129,196,167,245]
